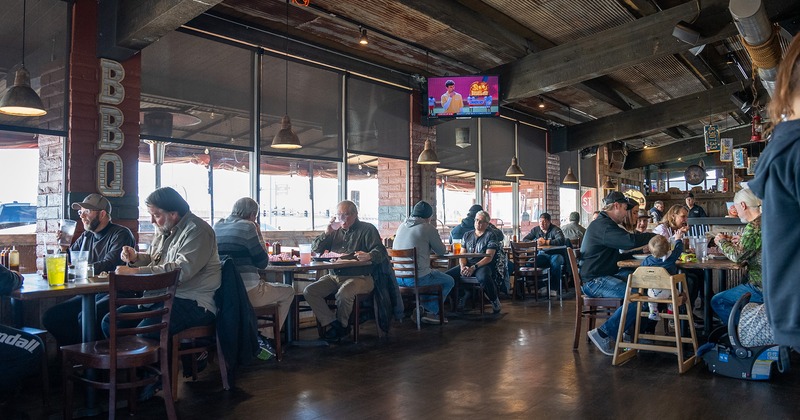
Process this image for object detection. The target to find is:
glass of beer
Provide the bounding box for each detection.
[46,253,67,287]
[453,240,462,254]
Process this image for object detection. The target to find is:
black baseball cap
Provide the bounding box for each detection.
[603,191,634,210]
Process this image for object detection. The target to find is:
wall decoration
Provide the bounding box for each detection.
[720,138,733,162]
[704,124,720,152]
[747,157,758,175]
[733,148,747,169]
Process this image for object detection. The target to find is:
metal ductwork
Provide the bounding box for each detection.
[730,0,781,97]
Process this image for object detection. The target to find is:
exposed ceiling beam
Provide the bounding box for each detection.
[553,82,746,153]
[625,125,753,168]
[500,0,736,102]
[116,0,224,49]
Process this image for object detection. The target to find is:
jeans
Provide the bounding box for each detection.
[599,302,639,339]
[396,270,455,315]
[101,297,216,339]
[446,265,499,302]
[540,251,564,288]
[581,275,629,299]
[711,283,763,324]
[42,293,111,346]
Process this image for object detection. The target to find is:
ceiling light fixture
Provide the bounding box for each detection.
[417,139,440,165]
[271,0,302,149]
[505,156,525,177]
[0,0,46,117]
[538,97,545,109]
[358,26,369,45]
[562,167,578,184]
[602,177,616,190]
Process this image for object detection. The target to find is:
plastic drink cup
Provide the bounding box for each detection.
[695,237,708,262]
[70,250,89,279]
[59,219,77,247]
[46,253,67,286]
[330,220,343,230]
[299,244,312,265]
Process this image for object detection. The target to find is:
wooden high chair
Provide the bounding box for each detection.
[612,266,698,373]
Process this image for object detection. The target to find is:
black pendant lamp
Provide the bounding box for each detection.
[0,0,46,117]
[271,0,301,149]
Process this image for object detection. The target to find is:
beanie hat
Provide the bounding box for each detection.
[411,201,433,219]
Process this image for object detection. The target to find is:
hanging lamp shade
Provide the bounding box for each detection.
[562,166,578,184]
[271,115,302,149]
[505,156,525,177]
[0,67,46,117]
[602,177,616,189]
[417,139,440,165]
[358,27,369,45]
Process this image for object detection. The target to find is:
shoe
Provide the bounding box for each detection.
[491,298,502,314]
[649,313,661,321]
[421,314,444,325]
[537,286,548,296]
[588,329,614,356]
[256,335,276,360]
[456,296,467,311]
[323,320,350,342]
[138,378,162,402]
[549,290,558,297]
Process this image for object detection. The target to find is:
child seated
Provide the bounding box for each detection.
[643,235,684,321]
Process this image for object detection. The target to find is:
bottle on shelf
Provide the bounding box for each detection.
[0,248,7,267]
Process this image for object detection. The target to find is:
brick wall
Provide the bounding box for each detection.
[545,153,561,224]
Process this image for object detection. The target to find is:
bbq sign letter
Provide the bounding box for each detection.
[97,59,125,197]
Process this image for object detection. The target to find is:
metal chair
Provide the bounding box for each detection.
[567,248,622,350]
[61,270,180,420]
[389,248,444,329]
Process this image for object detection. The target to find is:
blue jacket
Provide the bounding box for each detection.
[642,241,683,275]
[749,118,800,348]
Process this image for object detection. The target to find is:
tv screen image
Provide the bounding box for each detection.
[427,75,499,118]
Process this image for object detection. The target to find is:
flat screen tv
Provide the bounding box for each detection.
[427,75,500,118]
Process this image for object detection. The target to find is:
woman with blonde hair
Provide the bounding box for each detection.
[749,33,800,348]
[652,204,688,242]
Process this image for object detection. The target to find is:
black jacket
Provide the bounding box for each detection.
[579,212,655,280]
[215,257,259,386]
[749,118,800,348]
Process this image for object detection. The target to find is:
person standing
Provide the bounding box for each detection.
[42,193,135,346]
[685,193,707,218]
[749,33,800,349]
[440,79,463,115]
[304,200,384,341]
[393,201,454,324]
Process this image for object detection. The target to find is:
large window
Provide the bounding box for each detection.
[0,133,39,233]
[519,180,546,235]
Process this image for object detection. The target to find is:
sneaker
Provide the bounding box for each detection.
[649,312,661,321]
[256,336,276,360]
[588,328,614,356]
[421,313,444,325]
[323,320,350,342]
[491,298,502,314]
[537,286,548,296]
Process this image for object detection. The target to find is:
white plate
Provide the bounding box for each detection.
[632,254,648,260]
[709,254,728,260]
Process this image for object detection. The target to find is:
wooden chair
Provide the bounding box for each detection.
[458,275,486,315]
[612,266,698,373]
[61,270,180,420]
[567,248,622,350]
[170,323,229,401]
[389,248,444,329]
[510,241,550,301]
[253,303,282,360]
[317,292,376,343]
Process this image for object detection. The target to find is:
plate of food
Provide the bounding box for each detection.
[313,252,343,262]
[632,254,648,260]
[88,272,110,283]
[312,256,334,262]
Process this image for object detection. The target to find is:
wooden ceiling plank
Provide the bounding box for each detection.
[115,0,224,50]
[625,125,752,168]
[558,82,745,152]
[501,0,736,102]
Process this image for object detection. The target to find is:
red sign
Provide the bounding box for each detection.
[581,190,594,214]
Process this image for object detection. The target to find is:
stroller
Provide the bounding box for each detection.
[700,293,791,380]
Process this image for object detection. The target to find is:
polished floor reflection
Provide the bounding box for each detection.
[11,296,800,419]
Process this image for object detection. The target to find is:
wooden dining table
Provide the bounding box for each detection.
[618,257,742,337]
[11,273,109,416]
[260,258,371,344]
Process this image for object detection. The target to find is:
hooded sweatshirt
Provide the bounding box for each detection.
[394,216,447,278]
[748,118,800,348]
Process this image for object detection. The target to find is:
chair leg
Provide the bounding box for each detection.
[353,297,360,343]
[39,340,49,406]
[573,307,583,350]
[216,330,230,390]
[108,365,117,420]
[438,289,445,325]
[171,336,180,402]
[272,311,283,361]
[62,354,73,420]
[160,346,178,420]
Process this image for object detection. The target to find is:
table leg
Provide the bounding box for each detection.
[74,293,101,418]
[282,272,295,344]
[11,298,24,328]
[703,269,712,337]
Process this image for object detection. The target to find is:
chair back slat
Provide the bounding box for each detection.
[628,266,685,290]
[388,248,418,282]
[510,241,540,274]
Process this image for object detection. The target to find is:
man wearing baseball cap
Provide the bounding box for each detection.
[580,191,656,355]
[42,193,135,346]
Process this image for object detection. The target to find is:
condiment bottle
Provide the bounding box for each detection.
[8,247,19,272]
[0,248,7,267]
[273,241,281,255]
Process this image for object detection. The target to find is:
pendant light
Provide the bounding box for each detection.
[0,0,46,117]
[505,156,525,177]
[271,0,302,149]
[417,139,440,165]
[358,26,369,45]
[602,177,616,190]
[562,166,578,184]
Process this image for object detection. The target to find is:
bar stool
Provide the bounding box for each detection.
[612,266,699,373]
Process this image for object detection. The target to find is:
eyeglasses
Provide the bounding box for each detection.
[77,209,99,215]
[337,212,353,218]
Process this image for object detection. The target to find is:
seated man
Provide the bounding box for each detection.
[214,197,293,357]
[561,211,586,243]
[0,265,44,402]
[521,212,566,294]
[445,211,504,314]
[581,191,655,355]
[393,200,454,324]
[42,193,135,345]
[107,187,221,338]
[304,200,383,341]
